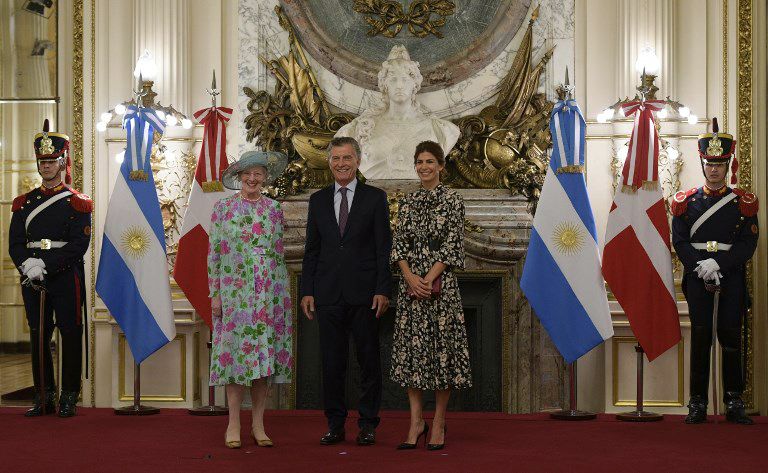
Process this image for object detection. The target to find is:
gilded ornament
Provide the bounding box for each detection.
[706,134,723,156]
[737,0,754,408]
[352,0,456,39]
[39,134,55,155]
[73,0,84,191]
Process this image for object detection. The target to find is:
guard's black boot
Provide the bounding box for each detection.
[725,392,753,425]
[25,388,57,417]
[58,390,79,418]
[684,395,707,424]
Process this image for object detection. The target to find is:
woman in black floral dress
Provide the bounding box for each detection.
[390,141,472,451]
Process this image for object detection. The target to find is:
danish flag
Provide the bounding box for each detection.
[173,106,234,329]
[602,100,681,361]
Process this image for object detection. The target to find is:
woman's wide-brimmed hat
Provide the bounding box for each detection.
[221,150,288,190]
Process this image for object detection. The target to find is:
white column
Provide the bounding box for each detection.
[132,0,190,112]
[617,0,676,98]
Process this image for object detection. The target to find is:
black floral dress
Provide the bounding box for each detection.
[389,185,472,390]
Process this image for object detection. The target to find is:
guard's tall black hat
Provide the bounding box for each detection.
[34,119,72,184]
[697,117,738,184]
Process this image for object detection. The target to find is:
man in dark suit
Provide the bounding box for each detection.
[301,136,392,446]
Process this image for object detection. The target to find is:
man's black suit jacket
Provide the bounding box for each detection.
[301,182,392,306]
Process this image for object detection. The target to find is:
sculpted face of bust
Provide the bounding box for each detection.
[333,45,460,180]
[381,61,418,107]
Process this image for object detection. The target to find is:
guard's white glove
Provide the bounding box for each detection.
[695,258,720,281]
[21,258,45,275]
[704,271,722,285]
[26,265,47,281]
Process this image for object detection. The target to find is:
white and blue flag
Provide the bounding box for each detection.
[96,105,175,364]
[520,99,612,363]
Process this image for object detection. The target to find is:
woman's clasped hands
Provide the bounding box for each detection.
[405,270,432,299]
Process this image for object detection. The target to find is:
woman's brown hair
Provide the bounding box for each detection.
[413,140,445,166]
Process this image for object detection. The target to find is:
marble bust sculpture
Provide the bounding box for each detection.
[335,45,460,180]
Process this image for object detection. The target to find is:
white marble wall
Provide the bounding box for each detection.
[237,0,575,155]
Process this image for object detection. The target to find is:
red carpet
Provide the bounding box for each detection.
[1,408,766,472]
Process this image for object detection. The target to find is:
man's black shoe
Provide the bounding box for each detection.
[725,392,754,425]
[320,430,345,445]
[356,426,376,446]
[58,390,79,418]
[25,388,57,417]
[684,395,707,424]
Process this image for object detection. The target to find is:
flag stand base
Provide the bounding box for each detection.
[551,361,597,420]
[551,409,597,420]
[115,362,159,416]
[615,410,663,422]
[115,404,160,416]
[616,344,663,422]
[189,342,227,416]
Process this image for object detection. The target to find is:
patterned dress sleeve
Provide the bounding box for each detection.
[435,192,465,270]
[390,195,411,264]
[208,200,224,298]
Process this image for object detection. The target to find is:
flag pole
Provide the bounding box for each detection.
[187,70,227,416]
[616,344,663,421]
[550,360,596,420]
[115,359,159,415]
[188,341,227,415]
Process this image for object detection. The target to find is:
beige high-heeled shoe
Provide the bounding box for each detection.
[251,431,274,447]
[225,427,241,449]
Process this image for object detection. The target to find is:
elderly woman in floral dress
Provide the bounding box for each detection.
[208,151,293,449]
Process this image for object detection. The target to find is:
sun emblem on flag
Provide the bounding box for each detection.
[552,222,584,256]
[121,226,151,259]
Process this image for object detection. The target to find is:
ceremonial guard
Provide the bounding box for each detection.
[671,118,758,424]
[8,120,92,417]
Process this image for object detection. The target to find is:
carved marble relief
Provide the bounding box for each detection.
[244,4,555,204]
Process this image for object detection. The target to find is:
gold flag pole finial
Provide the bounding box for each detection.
[531,5,540,23]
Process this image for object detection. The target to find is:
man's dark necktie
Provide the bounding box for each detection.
[338,187,349,235]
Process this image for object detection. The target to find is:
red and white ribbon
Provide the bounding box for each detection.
[620,100,665,190]
[193,106,233,184]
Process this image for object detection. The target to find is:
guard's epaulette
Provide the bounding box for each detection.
[68,188,93,213]
[732,188,759,216]
[11,194,27,212]
[671,187,698,216]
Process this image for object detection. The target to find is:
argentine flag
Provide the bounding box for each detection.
[520,99,612,363]
[96,106,175,364]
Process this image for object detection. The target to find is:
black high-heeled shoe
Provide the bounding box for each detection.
[427,424,447,450]
[396,421,429,450]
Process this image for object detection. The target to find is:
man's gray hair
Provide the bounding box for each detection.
[327,136,361,159]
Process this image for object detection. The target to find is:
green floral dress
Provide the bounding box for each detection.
[390,185,472,390]
[208,194,293,386]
